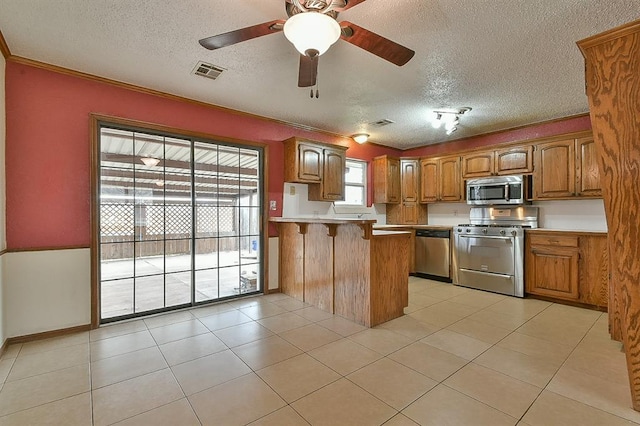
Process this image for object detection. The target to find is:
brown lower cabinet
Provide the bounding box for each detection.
[525,230,608,309]
[272,218,410,327]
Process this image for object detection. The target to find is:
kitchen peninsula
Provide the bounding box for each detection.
[270,218,410,327]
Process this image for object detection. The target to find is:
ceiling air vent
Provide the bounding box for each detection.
[369,119,395,127]
[193,61,226,80]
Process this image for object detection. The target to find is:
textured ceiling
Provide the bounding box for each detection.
[1,0,638,149]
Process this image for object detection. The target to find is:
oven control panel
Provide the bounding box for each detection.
[454,226,525,238]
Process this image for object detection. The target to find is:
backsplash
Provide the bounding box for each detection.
[534,199,607,231]
[426,199,607,231]
[282,183,386,223]
[282,183,607,231]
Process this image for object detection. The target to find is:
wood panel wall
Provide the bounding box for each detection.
[578,19,640,411]
[278,224,305,300]
[304,224,334,313]
[578,234,609,308]
[370,235,409,326]
[333,226,371,325]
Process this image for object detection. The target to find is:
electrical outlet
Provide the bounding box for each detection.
[269,200,277,211]
[289,185,296,195]
[453,210,458,217]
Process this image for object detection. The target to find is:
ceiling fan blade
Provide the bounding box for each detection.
[298,54,318,87]
[340,21,415,66]
[332,0,367,12]
[199,20,286,50]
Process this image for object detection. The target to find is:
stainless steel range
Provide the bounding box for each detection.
[452,206,538,297]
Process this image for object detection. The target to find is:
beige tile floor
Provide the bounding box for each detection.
[1,277,639,425]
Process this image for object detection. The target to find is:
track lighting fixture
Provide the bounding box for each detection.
[432,107,472,135]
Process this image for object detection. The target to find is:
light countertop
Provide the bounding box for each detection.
[373,224,454,230]
[527,228,608,235]
[270,217,377,225]
[372,230,412,237]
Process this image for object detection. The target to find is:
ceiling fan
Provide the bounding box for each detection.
[198,0,415,89]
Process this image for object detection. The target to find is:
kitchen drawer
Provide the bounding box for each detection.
[529,234,578,247]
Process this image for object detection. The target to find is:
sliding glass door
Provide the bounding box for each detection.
[98,125,262,322]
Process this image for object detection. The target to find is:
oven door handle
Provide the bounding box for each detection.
[505,184,510,201]
[459,268,513,279]
[457,235,514,241]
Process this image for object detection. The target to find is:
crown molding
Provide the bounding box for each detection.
[0,29,11,59]
[7,55,353,144]
[577,18,640,55]
[402,112,591,152]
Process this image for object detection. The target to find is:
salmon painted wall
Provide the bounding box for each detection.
[5,61,401,249]
[403,115,592,157]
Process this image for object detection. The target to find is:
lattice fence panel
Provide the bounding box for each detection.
[196,206,218,236]
[101,204,134,238]
[219,207,235,233]
[146,205,192,237]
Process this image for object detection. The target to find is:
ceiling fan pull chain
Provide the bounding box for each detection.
[310,89,314,98]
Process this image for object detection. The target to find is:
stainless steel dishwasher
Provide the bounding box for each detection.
[414,228,451,282]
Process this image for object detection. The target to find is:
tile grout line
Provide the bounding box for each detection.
[89,336,95,426]
[402,288,566,422]
[515,312,603,424]
[2,285,632,424]
[525,310,638,423]
[434,298,619,423]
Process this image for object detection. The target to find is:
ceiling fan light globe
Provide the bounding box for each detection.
[284,12,341,56]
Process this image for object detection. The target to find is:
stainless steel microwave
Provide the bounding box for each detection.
[466,175,527,205]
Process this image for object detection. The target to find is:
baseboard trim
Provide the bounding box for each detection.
[0,339,9,358]
[6,324,92,345]
[525,294,608,313]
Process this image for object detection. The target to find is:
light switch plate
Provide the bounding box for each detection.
[269,200,277,211]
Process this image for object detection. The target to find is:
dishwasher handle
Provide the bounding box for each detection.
[415,229,451,238]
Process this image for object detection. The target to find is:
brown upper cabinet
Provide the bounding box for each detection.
[385,158,427,224]
[399,159,422,224]
[533,133,601,199]
[575,136,601,197]
[372,155,401,204]
[462,145,533,178]
[401,159,420,203]
[420,156,462,202]
[283,137,348,202]
[309,147,347,201]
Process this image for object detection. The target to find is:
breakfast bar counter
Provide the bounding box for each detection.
[270,217,410,327]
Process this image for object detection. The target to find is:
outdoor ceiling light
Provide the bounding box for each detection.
[284,12,341,57]
[352,133,370,144]
[141,157,160,167]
